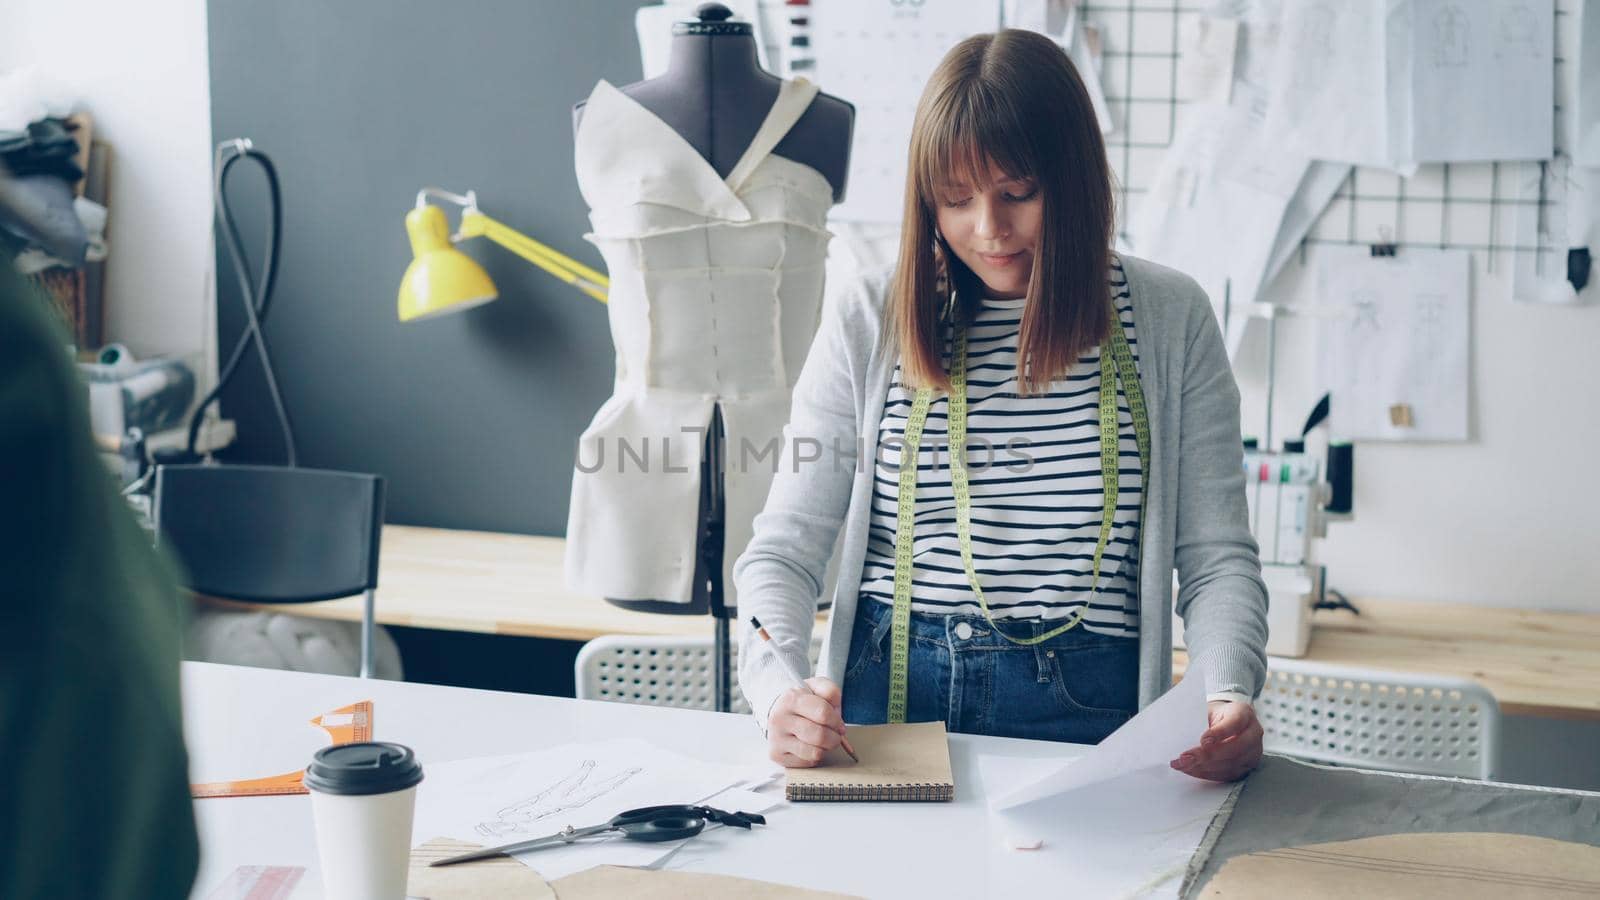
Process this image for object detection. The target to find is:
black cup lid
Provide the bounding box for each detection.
[304,742,423,796]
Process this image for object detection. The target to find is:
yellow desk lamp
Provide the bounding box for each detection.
[397,187,608,322]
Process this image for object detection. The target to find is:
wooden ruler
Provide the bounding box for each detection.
[190,699,373,799]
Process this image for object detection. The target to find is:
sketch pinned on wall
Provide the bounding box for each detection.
[1317,245,1471,442]
[1261,0,1553,171]
[1512,156,1595,303]
[1177,15,1240,107]
[1577,0,1600,167]
[1430,3,1470,67]
[1409,0,1554,163]
[1126,1,1352,355]
[769,0,1579,331]
[811,0,1001,223]
[1264,0,1397,170]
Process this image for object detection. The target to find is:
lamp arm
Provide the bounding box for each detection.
[458,211,609,304]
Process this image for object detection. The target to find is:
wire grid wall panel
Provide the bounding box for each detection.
[576,633,825,716]
[1080,0,1578,268]
[1256,658,1501,780]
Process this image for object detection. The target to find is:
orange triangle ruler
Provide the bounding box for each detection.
[190,699,373,799]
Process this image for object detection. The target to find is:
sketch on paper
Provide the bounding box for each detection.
[1317,245,1470,442]
[1431,4,1469,67]
[1409,0,1553,162]
[475,759,644,838]
[1494,3,1542,58]
[1512,156,1594,304]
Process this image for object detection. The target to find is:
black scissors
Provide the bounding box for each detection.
[429,804,767,867]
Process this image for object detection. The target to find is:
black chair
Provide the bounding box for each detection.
[153,464,386,677]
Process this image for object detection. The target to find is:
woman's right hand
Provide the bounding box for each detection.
[767,676,847,767]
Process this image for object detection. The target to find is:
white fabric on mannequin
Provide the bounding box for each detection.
[566,77,835,606]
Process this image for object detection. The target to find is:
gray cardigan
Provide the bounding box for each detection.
[733,253,1269,728]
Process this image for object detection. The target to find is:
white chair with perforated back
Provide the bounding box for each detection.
[575,633,826,717]
[1255,657,1500,780]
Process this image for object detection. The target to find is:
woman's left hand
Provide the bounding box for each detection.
[1170,700,1263,782]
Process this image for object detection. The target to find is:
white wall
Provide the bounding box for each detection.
[1235,257,1600,613]
[0,0,214,364]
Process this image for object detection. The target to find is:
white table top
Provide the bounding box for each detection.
[183,662,1086,899]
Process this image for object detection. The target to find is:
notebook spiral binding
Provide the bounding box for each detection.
[786,782,954,802]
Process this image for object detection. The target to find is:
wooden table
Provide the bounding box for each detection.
[206,525,1600,721]
[1179,596,1600,721]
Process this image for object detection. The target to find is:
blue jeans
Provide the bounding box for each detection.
[840,597,1139,744]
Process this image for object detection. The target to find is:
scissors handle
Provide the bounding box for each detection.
[617,804,766,828]
[613,805,707,843]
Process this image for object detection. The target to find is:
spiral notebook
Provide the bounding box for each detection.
[785,721,954,802]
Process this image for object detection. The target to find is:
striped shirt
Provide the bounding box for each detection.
[858,261,1143,637]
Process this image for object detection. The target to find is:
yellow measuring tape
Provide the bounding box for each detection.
[887,302,1151,724]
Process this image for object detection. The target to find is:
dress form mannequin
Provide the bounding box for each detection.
[567,3,853,709]
[573,4,852,201]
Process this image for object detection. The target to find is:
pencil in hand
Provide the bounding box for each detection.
[749,616,859,763]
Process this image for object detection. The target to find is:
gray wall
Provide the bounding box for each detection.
[207,0,642,533]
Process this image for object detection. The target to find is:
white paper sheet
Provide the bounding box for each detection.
[1409,0,1554,163]
[1264,0,1553,168]
[1128,82,1316,344]
[1264,0,1394,169]
[412,740,776,881]
[1262,162,1353,290]
[1002,0,1066,34]
[1578,0,1600,168]
[1128,1,1335,345]
[811,0,1001,223]
[978,756,1233,899]
[1316,244,1471,441]
[990,672,1210,811]
[1065,5,1114,135]
[1178,15,1240,107]
[1511,156,1597,305]
[977,676,1230,898]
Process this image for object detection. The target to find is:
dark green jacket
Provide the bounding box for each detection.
[0,258,199,898]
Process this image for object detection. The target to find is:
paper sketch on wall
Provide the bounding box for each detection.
[1431,4,1469,67]
[1264,0,1395,170]
[1511,156,1595,304]
[1126,1,1349,355]
[811,0,1000,222]
[1410,0,1553,163]
[475,760,644,838]
[1317,245,1470,442]
[1262,0,1553,169]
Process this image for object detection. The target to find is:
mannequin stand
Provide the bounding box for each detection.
[604,406,735,712]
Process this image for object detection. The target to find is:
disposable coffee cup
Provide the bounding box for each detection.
[305,741,424,900]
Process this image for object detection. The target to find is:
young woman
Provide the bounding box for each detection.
[735,30,1268,782]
